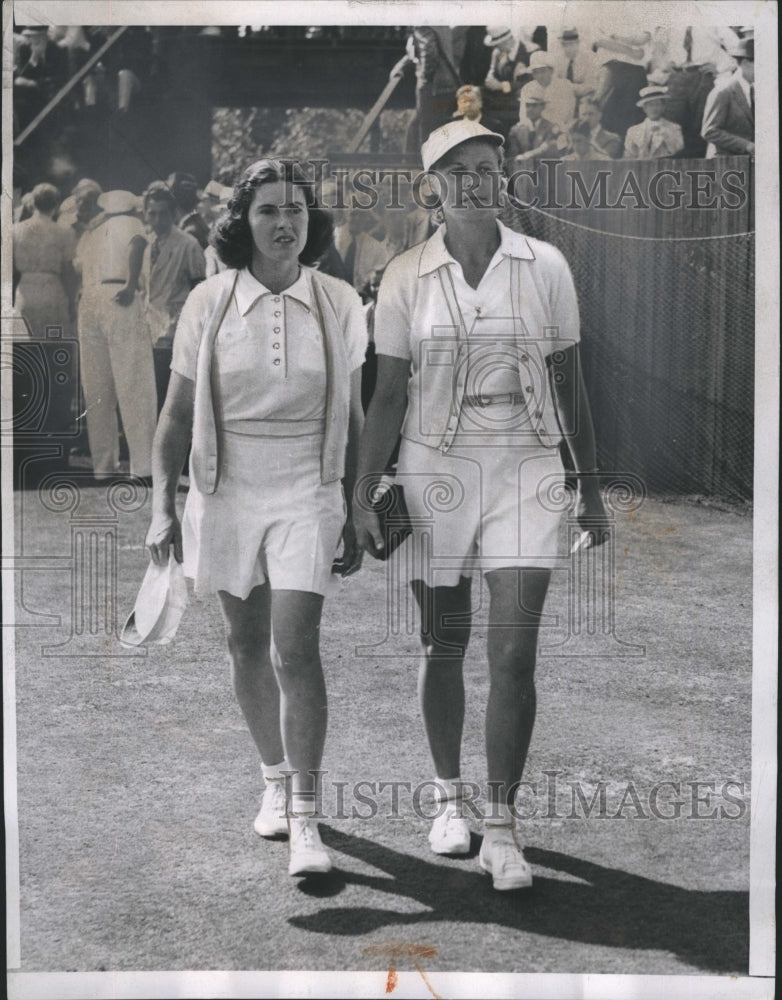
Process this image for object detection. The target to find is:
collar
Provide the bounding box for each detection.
[418,220,535,277]
[150,227,176,245]
[234,266,312,315]
[733,69,751,103]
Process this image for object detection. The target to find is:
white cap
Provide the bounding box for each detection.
[120,558,188,647]
[97,190,138,216]
[420,119,504,172]
[529,50,556,71]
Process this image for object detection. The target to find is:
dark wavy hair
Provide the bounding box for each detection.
[212,159,334,269]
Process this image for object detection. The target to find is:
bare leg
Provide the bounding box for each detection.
[269,589,327,802]
[484,568,551,813]
[217,585,284,766]
[410,577,473,781]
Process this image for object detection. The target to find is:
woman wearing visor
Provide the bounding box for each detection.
[355,120,607,890]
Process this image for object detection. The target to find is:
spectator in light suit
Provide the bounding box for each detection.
[701,38,754,157]
[623,85,684,159]
[506,85,561,163]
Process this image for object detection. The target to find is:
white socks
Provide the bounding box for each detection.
[434,776,464,810]
[261,759,291,783]
[261,760,318,818]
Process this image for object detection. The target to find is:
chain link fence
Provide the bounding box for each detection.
[502,157,754,502]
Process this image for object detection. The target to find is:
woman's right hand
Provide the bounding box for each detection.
[353,505,385,560]
[146,510,183,565]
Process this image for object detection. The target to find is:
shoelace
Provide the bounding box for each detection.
[491,836,528,875]
[290,818,319,849]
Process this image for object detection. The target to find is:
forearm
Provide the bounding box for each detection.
[355,367,408,495]
[342,371,364,517]
[701,122,753,153]
[551,348,599,474]
[151,408,192,515]
[125,237,146,293]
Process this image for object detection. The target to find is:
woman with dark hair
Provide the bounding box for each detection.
[146,159,366,876]
[355,120,608,891]
[13,182,77,338]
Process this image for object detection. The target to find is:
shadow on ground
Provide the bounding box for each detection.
[288,825,748,974]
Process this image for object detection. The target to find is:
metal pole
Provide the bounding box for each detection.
[346,57,411,155]
[14,26,129,147]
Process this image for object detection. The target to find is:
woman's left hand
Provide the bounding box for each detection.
[571,478,612,553]
[333,518,364,576]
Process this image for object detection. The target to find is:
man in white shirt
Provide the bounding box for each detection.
[75,189,157,480]
[553,28,598,109]
[334,208,391,298]
[519,50,577,131]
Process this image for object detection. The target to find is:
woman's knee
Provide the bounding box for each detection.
[487,631,538,684]
[420,628,470,661]
[271,630,321,675]
[225,626,270,669]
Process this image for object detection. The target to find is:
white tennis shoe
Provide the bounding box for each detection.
[428,802,472,855]
[253,778,289,838]
[288,816,332,875]
[479,826,533,890]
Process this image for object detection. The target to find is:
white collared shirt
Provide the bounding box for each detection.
[172,266,366,425]
[374,220,580,450]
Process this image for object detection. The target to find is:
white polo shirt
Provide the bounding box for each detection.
[374,220,580,451]
[172,265,367,425]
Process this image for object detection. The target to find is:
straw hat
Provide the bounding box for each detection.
[636,85,669,107]
[120,558,188,647]
[484,27,514,47]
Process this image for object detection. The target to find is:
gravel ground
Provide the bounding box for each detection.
[9,486,752,977]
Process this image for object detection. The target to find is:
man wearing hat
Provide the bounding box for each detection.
[483,27,530,96]
[623,85,684,159]
[519,50,577,131]
[506,84,560,162]
[553,28,599,107]
[701,38,755,157]
[74,190,157,481]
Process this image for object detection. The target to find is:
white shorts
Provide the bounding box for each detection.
[394,404,565,588]
[183,429,346,599]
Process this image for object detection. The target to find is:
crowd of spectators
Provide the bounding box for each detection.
[11,165,439,481]
[404,23,755,162]
[12,21,756,483]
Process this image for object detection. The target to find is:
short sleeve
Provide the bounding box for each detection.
[185,236,206,281]
[170,282,208,379]
[372,255,413,361]
[341,286,370,371]
[118,215,146,244]
[547,247,581,349]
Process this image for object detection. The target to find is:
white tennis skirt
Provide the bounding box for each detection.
[394,402,565,588]
[182,426,346,599]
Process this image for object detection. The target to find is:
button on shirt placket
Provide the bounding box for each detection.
[270,294,286,376]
